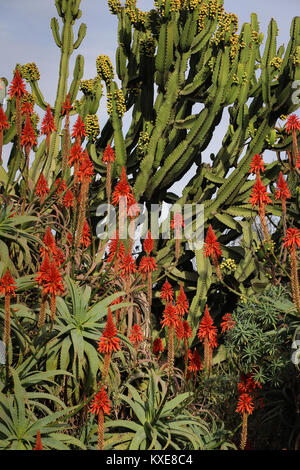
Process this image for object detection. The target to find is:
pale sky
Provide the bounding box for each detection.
[1,0,300,189]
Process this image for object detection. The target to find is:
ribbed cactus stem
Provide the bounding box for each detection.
[38,292,48,328]
[290,247,300,313]
[4,294,11,347]
[97,409,104,450]
[101,351,112,383]
[240,412,248,450]
[168,325,174,378]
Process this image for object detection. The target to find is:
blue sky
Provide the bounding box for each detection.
[1,0,300,179]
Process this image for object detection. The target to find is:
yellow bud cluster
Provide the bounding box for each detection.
[107,90,126,118]
[230,34,239,60]
[30,112,40,133]
[232,73,239,84]
[251,30,263,45]
[186,0,200,11]
[242,72,248,84]
[140,36,156,57]
[22,63,40,81]
[96,55,114,84]
[107,0,122,14]
[80,79,94,94]
[220,258,237,273]
[213,13,238,46]
[292,49,300,66]
[240,295,248,304]
[269,56,283,69]
[22,92,35,106]
[85,114,100,141]
[137,128,150,158]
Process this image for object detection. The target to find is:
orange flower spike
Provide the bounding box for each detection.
[80,219,92,248]
[98,308,120,382]
[21,101,34,116]
[41,105,56,155]
[143,230,154,255]
[62,94,72,118]
[0,106,9,164]
[102,144,115,203]
[67,142,84,167]
[285,114,300,166]
[0,269,17,348]
[35,252,51,286]
[89,386,111,451]
[160,279,174,304]
[72,114,86,144]
[220,313,236,333]
[35,172,49,204]
[42,261,64,323]
[40,227,56,257]
[275,171,291,233]
[119,253,137,277]
[152,337,164,358]
[197,304,218,372]
[175,284,189,316]
[204,225,223,280]
[236,392,255,450]
[171,212,184,262]
[34,430,43,450]
[161,303,178,377]
[249,154,265,176]
[111,166,136,207]
[75,152,94,246]
[249,176,272,241]
[283,227,300,312]
[8,69,26,139]
[20,113,37,160]
[129,324,144,347]
[63,189,74,208]
[187,348,203,376]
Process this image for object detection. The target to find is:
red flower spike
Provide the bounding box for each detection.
[249,154,265,175]
[62,94,72,115]
[89,386,111,416]
[220,313,236,333]
[171,212,184,230]
[285,114,300,134]
[175,284,189,316]
[0,269,17,297]
[41,105,56,136]
[40,227,56,257]
[34,430,43,450]
[152,337,164,357]
[35,253,51,286]
[204,225,222,259]
[107,233,126,263]
[161,303,178,329]
[8,69,26,98]
[283,227,300,250]
[138,256,157,279]
[236,393,255,415]
[35,173,49,201]
[182,320,192,339]
[80,219,91,248]
[42,261,64,297]
[54,178,67,195]
[21,101,34,116]
[20,114,37,153]
[102,144,115,164]
[0,106,9,131]
[67,143,84,167]
[188,348,203,373]
[160,279,174,303]
[53,247,65,267]
[238,373,262,394]
[63,189,74,208]
[72,114,86,139]
[119,253,137,277]
[98,308,120,354]
[143,230,154,255]
[76,151,94,183]
[275,172,291,202]
[111,166,136,207]
[197,304,218,347]
[249,175,272,208]
[129,324,144,345]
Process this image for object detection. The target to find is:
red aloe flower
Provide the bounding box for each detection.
[72,114,86,142]
[143,230,154,255]
[283,227,300,250]
[54,178,67,196]
[119,253,137,277]
[111,166,136,207]
[35,252,51,286]
[67,143,84,167]
[187,348,203,374]
[160,279,174,304]
[161,303,178,329]
[285,114,300,134]
[0,269,16,297]
[90,386,111,416]
[204,225,222,259]
[8,69,26,98]
[63,189,74,208]
[76,151,94,183]
[21,101,33,116]
[182,320,192,339]
[275,172,291,202]
[249,175,272,208]
[249,154,265,175]
[102,144,115,164]
[80,219,91,248]
[175,284,189,316]
[98,308,120,354]
[34,430,43,450]
[20,113,37,157]
[62,94,72,116]
[152,337,164,357]
[41,260,64,322]
[107,232,126,264]
[238,373,262,394]
[197,304,217,345]
[41,105,56,155]
[40,227,56,257]
[220,313,236,333]
[35,172,49,203]
[236,393,255,415]
[138,256,157,278]
[53,247,65,267]
[0,106,9,164]
[129,324,144,346]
